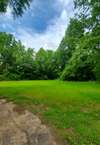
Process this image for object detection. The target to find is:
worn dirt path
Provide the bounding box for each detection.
[0,99,57,145]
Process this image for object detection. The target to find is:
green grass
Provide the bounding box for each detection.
[0,80,100,145]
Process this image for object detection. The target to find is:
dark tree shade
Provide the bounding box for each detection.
[0,0,8,12]
[0,0,32,17]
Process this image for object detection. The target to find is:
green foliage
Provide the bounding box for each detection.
[60,46,94,81]
[0,32,36,80]
[95,50,100,81]
[59,0,100,81]
[0,0,9,12]
[61,36,100,81]
[74,0,100,34]
[56,18,84,73]
[73,0,100,80]
[0,32,58,80]
[35,48,58,79]
[0,0,32,17]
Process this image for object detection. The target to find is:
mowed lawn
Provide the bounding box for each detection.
[0,80,100,145]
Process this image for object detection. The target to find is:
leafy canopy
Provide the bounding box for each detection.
[0,0,32,17]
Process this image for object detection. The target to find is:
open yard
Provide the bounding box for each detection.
[0,80,100,145]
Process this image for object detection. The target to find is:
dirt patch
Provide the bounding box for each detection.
[0,99,57,145]
[13,105,26,115]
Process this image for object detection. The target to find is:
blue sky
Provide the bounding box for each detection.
[0,0,74,50]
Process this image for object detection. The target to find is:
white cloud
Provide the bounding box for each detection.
[5,6,12,19]
[15,9,68,50]
[15,0,74,51]
[0,0,74,51]
[0,6,12,24]
[58,0,72,6]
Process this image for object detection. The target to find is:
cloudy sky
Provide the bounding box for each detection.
[0,0,74,50]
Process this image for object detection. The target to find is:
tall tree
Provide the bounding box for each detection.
[74,0,100,80]
[60,35,100,81]
[0,32,36,80]
[56,18,84,72]
[35,48,57,79]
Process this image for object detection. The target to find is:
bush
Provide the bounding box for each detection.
[0,72,20,81]
[0,74,7,81]
[60,46,95,81]
[95,50,100,81]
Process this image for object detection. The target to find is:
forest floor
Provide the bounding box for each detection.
[0,80,100,145]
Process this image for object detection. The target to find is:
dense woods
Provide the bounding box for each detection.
[0,0,100,81]
[0,33,58,80]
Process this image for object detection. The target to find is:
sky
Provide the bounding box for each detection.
[0,0,74,51]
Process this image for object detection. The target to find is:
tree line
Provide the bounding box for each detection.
[0,0,100,81]
[0,33,60,80]
[60,0,100,81]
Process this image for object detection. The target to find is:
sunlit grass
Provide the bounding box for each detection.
[0,80,100,145]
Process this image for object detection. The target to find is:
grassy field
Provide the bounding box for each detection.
[0,80,100,145]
